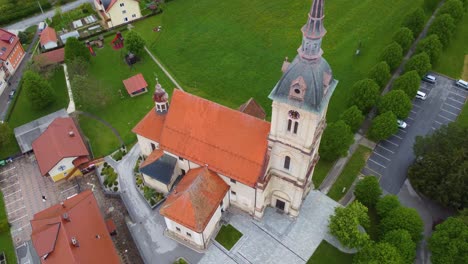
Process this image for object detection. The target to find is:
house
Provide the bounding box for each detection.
[40,27,58,50]
[123,73,148,97]
[94,0,142,28]
[133,0,337,250]
[32,117,90,182]
[30,190,120,264]
[0,28,25,95]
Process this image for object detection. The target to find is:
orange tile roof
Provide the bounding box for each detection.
[32,117,89,176]
[30,190,120,264]
[160,167,229,232]
[238,97,266,120]
[159,90,270,187]
[34,48,65,67]
[39,27,57,46]
[123,73,148,95]
[132,107,166,142]
[0,28,20,61]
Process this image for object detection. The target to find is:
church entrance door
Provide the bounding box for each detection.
[275,199,286,211]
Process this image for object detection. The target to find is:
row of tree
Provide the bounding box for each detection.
[330,176,424,264]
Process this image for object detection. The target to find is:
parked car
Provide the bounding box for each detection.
[422,74,436,84]
[455,79,468,90]
[416,90,427,100]
[38,21,47,33]
[397,119,407,129]
[8,89,15,99]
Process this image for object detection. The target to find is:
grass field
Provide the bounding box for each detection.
[215,224,243,250]
[77,115,121,158]
[433,11,468,79]
[327,145,372,201]
[307,240,353,264]
[0,191,17,264]
[312,160,334,188]
[134,0,423,121]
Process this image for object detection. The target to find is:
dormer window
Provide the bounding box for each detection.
[289,76,306,101]
[9,37,14,44]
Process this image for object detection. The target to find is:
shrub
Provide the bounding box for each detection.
[428,14,456,48]
[319,120,354,161]
[340,105,365,133]
[354,176,382,207]
[403,8,426,36]
[353,242,402,264]
[405,52,431,77]
[392,27,414,52]
[376,195,401,218]
[380,42,403,71]
[113,187,119,192]
[377,90,412,119]
[350,79,380,113]
[368,112,398,141]
[329,201,370,249]
[368,61,391,89]
[380,207,424,243]
[393,70,421,98]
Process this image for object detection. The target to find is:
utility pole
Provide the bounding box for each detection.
[37,0,44,14]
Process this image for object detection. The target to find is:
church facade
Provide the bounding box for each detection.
[132,0,337,250]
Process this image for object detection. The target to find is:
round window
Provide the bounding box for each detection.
[294,88,301,94]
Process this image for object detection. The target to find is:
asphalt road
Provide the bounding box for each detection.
[361,74,467,194]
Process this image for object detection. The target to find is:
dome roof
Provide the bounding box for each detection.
[153,83,168,103]
[269,55,336,113]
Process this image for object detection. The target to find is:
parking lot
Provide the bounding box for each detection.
[361,74,467,194]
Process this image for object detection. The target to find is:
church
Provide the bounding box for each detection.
[132,0,337,250]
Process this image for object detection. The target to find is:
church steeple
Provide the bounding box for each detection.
[298,0,326,61]
[153,78,169,114]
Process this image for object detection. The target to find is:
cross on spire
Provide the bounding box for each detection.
[298,0,327,61]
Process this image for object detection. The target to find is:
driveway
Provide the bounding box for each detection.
[361,74,467,194]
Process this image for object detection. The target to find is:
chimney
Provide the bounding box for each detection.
[62,213,70,222]
[68,131,75,137]
[71,237,79,247]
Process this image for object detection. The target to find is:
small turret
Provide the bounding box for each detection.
[153,79,169,114]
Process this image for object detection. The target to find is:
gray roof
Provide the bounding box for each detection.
[269,56,338,113]
[140,154,177,184]
[101,0,112,10]
[14,109,69,153]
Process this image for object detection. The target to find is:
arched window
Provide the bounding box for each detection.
[293,121,299,134]
[284,156,291,170]
[287,119,292,132]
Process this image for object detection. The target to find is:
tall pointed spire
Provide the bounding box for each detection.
[298,0,327,61]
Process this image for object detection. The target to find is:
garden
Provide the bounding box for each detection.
[99,162,120,193]
[214,224,243,251]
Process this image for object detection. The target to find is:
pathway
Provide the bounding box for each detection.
[144,46,185,91]
[62,64,76,113]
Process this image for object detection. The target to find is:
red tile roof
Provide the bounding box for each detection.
[159,90,270,187]
[160,167,229,232]
[123,73,148,95]
[32,117,89,176]
[40,27,58,46]
[0,28,19,61]
[238,97,266,120]
[30,190,120,264]
[34,48,65,67]
[132,107,166,142]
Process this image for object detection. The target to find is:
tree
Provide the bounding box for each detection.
[329,201,370,249]
[376,195,401,218]
[403,8,426,36]
[429,217,468,264]
[126,30,146,55]
[428,14,456,48]
[340,105,365,133]
[405,52,431,77]
[18,31,29,44]
[319,120,354,161]
[438,0,464,24]
[424,0,441,12]
[380,207,424,243]
[354,176,382,207]
[350,79,380,113]
[353,242,402,264]
[0,123,14,150]
[368,112,398,141]
[380,42,403,71]
[393,70,420,98]
[392,27,414,52]
[408,123,468,209]
[368,61,391,89]
[64,37,90,63]
[22,70,55,110]
[377,90,412,119]
[383,229,416,264]
[415,34,443,64]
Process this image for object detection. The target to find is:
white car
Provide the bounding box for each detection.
[397,119,407,129]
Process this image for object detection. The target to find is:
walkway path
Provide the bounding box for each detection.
[144,46,184,91]
[62,64,76,113]
[73,111,125,146]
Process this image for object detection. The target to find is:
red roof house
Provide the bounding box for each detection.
[123,73,148,97]
[39,27,58,50]
[0,28,25,75]
[34,47,65,67]
[30,190,120,264]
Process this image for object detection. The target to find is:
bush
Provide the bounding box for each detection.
[340,105,365,133]
[368,61,391,89]
[113,187,118,192]
[392,27,414,52]
[376,195,401,218]
[319,120,354,161]
[377,90,412,119]
[380,42,403,71]
[428,14,456,48]
[329,201,370,249]
[354,176,382,207]
[403,8,426,36]
[350,79,380,113]
[383,229,416,264]
[368,112,398,141]
[380,207,424,243]
[405,52,431,77]
[438,0,464,24]
[415,34,443,64]
[393,70,421,98]
[353,242,402,264]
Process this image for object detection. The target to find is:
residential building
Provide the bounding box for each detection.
[32,117,90,182]
[133,0,337,250]
[0,28,25,95]
[94,0,142,28]
[30,190,120,264]
[39,27,58,50]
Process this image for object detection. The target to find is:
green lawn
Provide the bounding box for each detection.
[215,224,243,250]
[75,33,175,156]
[457,100,468,128]
[134,0,423,121]
[312,160,334,188]
[433,10,468,79]
[307,240,353,264]
[0,191,17,264]
[327,145,372,201]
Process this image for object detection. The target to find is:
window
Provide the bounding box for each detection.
[176,227,181,232]
[122,10,127,14]
[231,191,237,196]
[179,157,184,161]
[132,14,136,18]
[58,165,66,172]
[287,119,292,132]
[124,17,128,22]
[230,179,236,184]
[284,156,291,170]
[151,143,156,151]
[120,3,125,7]
[186,232,192,237]
[181,169,186,176]
[293,122,299,134]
